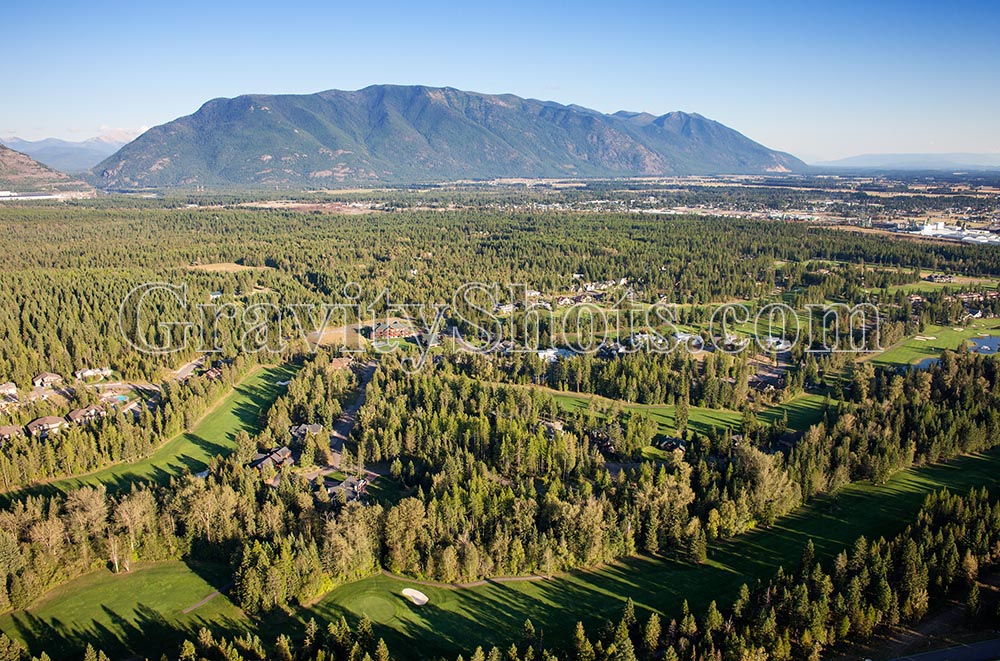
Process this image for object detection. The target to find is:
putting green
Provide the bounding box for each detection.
[351,591,398,624]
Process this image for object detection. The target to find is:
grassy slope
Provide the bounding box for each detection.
[0,562,245,660]
[8,448,999,661]
[1,364,297,501]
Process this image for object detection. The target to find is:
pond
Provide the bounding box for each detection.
[906,335,1000,371]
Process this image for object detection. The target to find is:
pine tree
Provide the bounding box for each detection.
[967,583,981,619]
[375,638,391,661]
[642,612,661,661]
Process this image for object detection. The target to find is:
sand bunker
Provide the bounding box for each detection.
[402,588,428,606]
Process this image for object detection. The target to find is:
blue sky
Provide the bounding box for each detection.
[3,0,998,161]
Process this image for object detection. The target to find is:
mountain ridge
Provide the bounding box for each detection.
[93,85,806,189]
[0,144,95,194]
[2,132,140,173]
[814,152,1000,170]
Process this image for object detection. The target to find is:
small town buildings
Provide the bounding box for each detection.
[67,404,105,425]
[32,372,63,388]
[0,425,23,441]
[26,416,67,438]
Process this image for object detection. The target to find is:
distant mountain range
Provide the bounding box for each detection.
[814,153,1000,171]
[1,132,138,173]
[0,144,94,194]
[92,85,805,189]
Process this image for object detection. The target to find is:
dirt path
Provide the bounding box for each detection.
[182,581,233,614]
[380,569,550,590]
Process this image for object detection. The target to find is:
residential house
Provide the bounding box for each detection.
[26,416,67,438]
[290,423,323,440]
[67,404,105,425]
[495,303,517,315]
[204,367,223,381]
[119,399,143,421]
[0,382,16,400]
[32,372,63,388]
[0,425,23,442]
[327,475,368,502]
[328,357,353,370]
[538,420,565,439]
[763,336,793,352]
[416,332,442,348]
[371,321,416,340]
[250,446,295,472]
[74,367,112,380]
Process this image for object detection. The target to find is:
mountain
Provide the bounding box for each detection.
[2,132,139,173]
[0,145,95,194]
[814,153,1000,171]
[92,85,805,189]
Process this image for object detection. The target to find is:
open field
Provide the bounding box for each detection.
[881,275,999,295]
[186,262,272,273]
[307,324,365,349]
[758,393,829,429]
[551,390,741,436]
[9,448,998,660]
[1,364,297,501]
[869,321,1000,366]
[550,388,827,437]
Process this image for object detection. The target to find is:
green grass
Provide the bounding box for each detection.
[880,276,998,295]
[552,389,825,437]
[1,364,298,502]
[758,393,829,430]
[0,561,247,660]
[7,447,1000,660]
[552,390,742,437]
[870,322,1000,367]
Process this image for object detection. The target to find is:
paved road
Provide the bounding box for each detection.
[173,356,205,381]
[329,362,376,466]
[891,637,1000,661]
